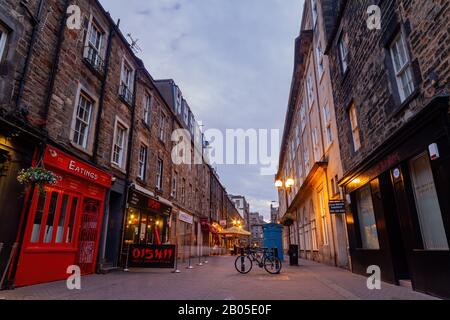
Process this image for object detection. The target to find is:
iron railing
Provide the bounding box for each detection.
[119,83,134,106]
[83,45,105,75]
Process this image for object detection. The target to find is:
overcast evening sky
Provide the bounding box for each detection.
[105,0,304,221]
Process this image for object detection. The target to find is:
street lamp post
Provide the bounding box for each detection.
[275,178,294,247]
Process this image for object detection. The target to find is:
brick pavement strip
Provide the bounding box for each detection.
[0,257,438,300]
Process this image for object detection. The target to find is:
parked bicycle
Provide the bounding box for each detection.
[235,247,282,274]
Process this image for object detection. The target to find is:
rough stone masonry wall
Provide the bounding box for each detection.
[328,0,450,174]
[0,0,65,124]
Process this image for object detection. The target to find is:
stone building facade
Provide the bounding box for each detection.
[249,212,265,247]
[0,0,240,288]
[276,0,349,269]
[324,0,450,298]
[230,195,250,229]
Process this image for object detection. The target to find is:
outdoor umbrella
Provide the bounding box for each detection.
[218,226,251,237]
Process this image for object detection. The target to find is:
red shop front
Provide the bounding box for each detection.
[14,146,112,287]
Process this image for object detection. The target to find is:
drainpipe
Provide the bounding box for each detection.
[92,21,115,163]
[41,0,70,131]
[324,169,338,267]
[92,19,115,269]
[311,32,338,267]
[118,66,138,266]
[15,0,46,111]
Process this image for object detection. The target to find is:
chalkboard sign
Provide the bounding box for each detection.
[328,200,346,214]
[128,244,176,268]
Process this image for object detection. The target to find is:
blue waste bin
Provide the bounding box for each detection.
[263,223,284,260]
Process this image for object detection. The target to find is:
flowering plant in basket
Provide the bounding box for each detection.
[17,167,61,194]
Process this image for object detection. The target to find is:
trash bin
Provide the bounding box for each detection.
[288,245,299,266]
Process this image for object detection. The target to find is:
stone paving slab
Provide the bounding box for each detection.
[0,257,438,300]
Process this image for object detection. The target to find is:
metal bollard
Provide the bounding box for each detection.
[123,245,130,272]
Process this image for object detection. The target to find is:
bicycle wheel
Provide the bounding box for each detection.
[263,256,282,274]
[235,255,253,274]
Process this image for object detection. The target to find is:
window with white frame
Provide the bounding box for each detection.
[88,21,102,52]
[0,24,8,62]
[304,148,310,170]
[312,127,320,161]
[349,103,361,151]
[175,88,183,114]
[72,92,94,150]
[390,31,415,102]
[183,102,189,124]
[334,175,340,197]
[311,0,318,28]
[323,104,332,146]
[143,94,152,125]
[156,158,163,190]
[291,140,296,160]
[158,111,167,142]
[297,153,303,180]
[84,19,103,68]
[171,172,177,198]
[316,41,324,77]
[318,189,329,246]
[189,113,195,136]
[299,212,305,250]
[307,75,314,107]
[181,178,186,203]
[138,144,148,180]
[311,219,318,251]
[300,103,306,132]
[338,33,349,73]
[304,214,311,251]
[120,59,134,103]
[112,119,128,168]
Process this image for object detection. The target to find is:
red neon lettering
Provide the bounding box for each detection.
[155,249,164,259]
[132,248,141,259]
[145,249,154,260]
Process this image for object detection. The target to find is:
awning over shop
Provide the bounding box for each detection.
[219,226,251,237]
[128,188,172,216]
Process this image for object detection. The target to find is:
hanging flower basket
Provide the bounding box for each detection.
[17,167,61,194]
[280,212,296,226]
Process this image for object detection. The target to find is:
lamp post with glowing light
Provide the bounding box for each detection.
[275,178,295,246]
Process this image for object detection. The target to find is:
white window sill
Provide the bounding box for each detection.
[111,162,126,174]
[70,141,93,157]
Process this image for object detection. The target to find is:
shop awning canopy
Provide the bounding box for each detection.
[219,226,251,237]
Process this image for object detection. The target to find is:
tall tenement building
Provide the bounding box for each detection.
[278,0,450,299]
[276,0,349,270]
[0,0,242,289]
[325,0,450,299]
[230,195,250,229]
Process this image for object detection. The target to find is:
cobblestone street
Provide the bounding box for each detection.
[0,257,437,300]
